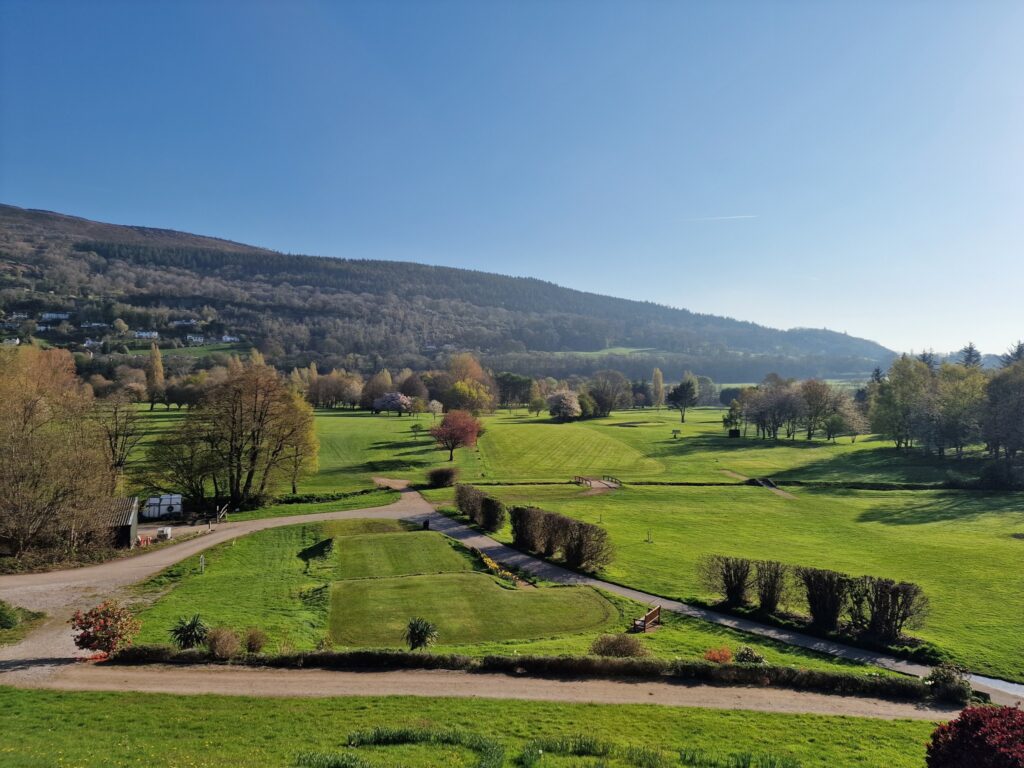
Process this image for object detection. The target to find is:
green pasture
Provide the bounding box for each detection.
[131,519,888,673]
[0,687,936,768]
[463,483,1024,682]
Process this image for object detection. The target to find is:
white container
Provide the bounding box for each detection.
[156,527,173,540]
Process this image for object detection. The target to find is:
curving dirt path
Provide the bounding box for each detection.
[1,481,1019,712]
[43,663,960,721]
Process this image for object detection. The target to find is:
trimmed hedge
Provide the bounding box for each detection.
[509,505,613,571]
[109,646,954,702]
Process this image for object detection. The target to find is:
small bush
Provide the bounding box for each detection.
[243,627,268,654]
[205,627,241,660]
[590,633,650,658]
[427,467,459,488]
[169,614,209,650]
[924,663,973,705]
[926,705,1024,767]
[404,617,438,651]
[703,646,734,664]
[70,601,140,655]
[796,567,850,632]
[735,646,767,665]
[0,600,19,630]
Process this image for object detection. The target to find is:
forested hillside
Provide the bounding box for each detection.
[0,204,893,379]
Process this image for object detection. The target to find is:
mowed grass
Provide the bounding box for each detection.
[133,519,889,673]
[473,483,1024,682]
[329,572,617,647]
[0,687,937,768]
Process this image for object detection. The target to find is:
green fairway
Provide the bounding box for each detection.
[329,571,616,646]
[468,483,1024,682]
[0,686,936,768]
[330,531,473,580]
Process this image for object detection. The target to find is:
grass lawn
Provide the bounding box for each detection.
[0,687,937,768]
[226,490,398,522]
[329,571,616,646]
[133,519,891,674]
[468,483,1024,682]
[0,603,44,648]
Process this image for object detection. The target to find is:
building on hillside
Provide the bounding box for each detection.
[186,334,205,345]
[221,334,239,343]
[40,311,71,321]
[104,497,139,549]
[83,338,103,349]
[134,330,159,340]
[2,338,20,346]
[171,319,199,327]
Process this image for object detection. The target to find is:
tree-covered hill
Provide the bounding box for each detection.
[0,204,893,379]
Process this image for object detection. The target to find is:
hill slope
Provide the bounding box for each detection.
[0,204,892,379]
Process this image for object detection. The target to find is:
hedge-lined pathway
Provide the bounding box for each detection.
[1,480,1020,709]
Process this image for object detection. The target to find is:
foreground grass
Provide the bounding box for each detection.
[470,483,1024,682]
[0,687,936,767]
[133,520,889,673]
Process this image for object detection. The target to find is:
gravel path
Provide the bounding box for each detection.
[1,480,1019,711]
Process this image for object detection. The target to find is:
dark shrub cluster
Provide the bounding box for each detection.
[455,484,506,533]
[509,506,613,571]
[0,600,19,630]
[590,633,649,658]
[426,467,459,488]
[698,555,929,644]
[926,705,1024,767]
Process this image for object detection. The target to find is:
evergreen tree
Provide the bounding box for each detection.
[959,342,983,368]
[145,342,165,410]
[651,367,665,409]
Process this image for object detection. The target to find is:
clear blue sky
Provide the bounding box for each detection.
[2,1,1022,354]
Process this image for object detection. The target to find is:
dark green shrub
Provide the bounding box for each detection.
[0,600,19,630]
[455,484,485,524]
[427,467,459,488]
[479,496,507,532]
[590,633,649,658]
[735,646,766,664]
[563,520,613,571]
[753,560,789,615]
[169,614,208,649]
[796,567,850,631]
[404,617,438,650]
[926,705,1024,767]
[924,663,973,705]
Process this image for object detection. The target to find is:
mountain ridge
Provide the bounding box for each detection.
[0,203,893,379]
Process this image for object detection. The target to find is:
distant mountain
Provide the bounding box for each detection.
[0,204,894,380]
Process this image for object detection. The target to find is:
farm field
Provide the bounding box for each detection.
[131,518,888,673]
[0,686,936,768]
[435,483,1024,683]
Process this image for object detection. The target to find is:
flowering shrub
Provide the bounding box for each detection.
[926,705,1024,767]
[703,646,734,664]
[477,551,518,583]
[70,601,141,656]
[924,663,973,705]
[735,646,767,664]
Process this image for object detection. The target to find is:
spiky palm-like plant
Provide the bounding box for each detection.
[169,614,209,649]
[403,617,438,651]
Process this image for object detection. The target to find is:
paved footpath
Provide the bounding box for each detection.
[1,481,1020,710]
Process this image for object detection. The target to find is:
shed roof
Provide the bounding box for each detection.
[103,497,139,528]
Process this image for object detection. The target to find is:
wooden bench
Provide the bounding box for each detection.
[632,605,661,632]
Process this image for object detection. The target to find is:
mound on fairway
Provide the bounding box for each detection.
[329,571,617,647]
[328,531,475,581]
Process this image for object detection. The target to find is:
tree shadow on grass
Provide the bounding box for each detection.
[350,458,430,472]
[814,489,1024,526]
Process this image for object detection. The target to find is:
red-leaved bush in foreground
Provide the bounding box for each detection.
[926,705,1024,768]
[70,601,141,657]
[703,646,734,664]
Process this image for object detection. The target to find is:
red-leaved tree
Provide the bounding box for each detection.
[70,601,141,657]
[926,705,1024,768]
[429,410,483,461]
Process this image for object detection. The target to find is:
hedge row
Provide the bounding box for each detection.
[454,484,506,532]
[509,506,613,572]
[275,488,384,505]
[110,646,961,703]
[698,554,930,644]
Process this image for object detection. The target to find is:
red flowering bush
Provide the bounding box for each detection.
[70,601,141,656]
[926,705,1024,767]
[703,646,734,664]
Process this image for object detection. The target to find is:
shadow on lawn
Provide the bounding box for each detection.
[814,489,1024,526]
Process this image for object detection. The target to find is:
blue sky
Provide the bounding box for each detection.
[2,1,1022,354]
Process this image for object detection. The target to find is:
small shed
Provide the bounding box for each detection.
[104,497,139,549]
